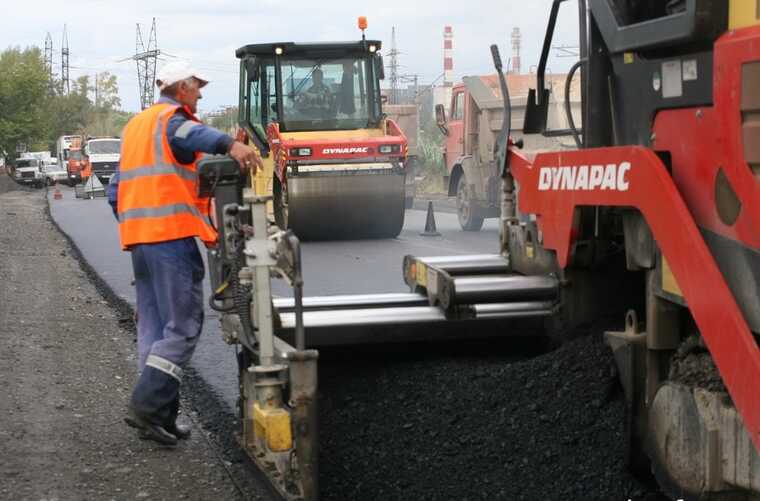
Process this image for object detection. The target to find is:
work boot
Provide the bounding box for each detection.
[125,406,178,446]
[163,395,190,439]
[165,421,191,440]
[137,422,190,441]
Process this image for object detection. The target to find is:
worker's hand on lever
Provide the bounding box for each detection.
[229,141,263,174]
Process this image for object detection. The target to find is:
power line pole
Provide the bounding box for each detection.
[389,26,399,105]
[44,33,53,83]
[61,25,70,95]
[133,18,161,110]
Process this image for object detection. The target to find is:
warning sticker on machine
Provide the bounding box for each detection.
[683,59,698,81]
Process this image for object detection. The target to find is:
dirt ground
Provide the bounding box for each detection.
[0,176,267,501]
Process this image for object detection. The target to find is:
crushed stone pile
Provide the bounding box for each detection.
[318,335,657,500]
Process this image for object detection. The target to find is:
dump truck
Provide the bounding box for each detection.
[235,19,410,240]
[56,134,83,185]
[435,74,578,231]
[198,3,760,500]
[83,137,120,184]
[66,142,86,186]
[63,136,85,185]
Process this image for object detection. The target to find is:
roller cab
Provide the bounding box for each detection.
[236,35,408,240]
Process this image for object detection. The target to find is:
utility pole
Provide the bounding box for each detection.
[61,25,70,95]
[44,33,53,84]
[385,27,420,105]
[131,18,161,110]
[389,26,400,105]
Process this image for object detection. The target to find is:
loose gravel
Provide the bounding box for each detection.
[318,333,658,500]
[0,175,269,501]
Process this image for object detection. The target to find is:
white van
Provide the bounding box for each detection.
[13,158,45,188]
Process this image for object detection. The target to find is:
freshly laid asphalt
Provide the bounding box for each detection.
[48,185,499,408]
[47,184,657,500]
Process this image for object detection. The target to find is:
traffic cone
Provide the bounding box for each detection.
[419,200,441,237]
[53,187,62,200]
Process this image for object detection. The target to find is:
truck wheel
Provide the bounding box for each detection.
[456,174,484,231]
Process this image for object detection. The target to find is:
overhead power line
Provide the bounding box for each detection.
[119,18,161,110]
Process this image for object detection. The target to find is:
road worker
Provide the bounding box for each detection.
[107,61,262,445]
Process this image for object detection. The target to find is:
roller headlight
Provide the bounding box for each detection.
[290,147,312,157]
[379,144,401,154]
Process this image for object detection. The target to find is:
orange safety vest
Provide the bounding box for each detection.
[117,103,217,250]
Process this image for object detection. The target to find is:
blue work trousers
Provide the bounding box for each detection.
[129,237,204,424]
[132,237,204,370]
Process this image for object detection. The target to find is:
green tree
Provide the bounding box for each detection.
[0,46,130,159]
[72,75,90,98]
[0,47,50,157]
[46,88,92,140]
[87,72,127,136]
[93,72,120,111]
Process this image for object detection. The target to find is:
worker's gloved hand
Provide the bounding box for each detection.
[229,141,263,175]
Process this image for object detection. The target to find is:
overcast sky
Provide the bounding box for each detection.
[3,0,580,113]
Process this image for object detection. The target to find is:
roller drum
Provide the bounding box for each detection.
[286,169,405,241]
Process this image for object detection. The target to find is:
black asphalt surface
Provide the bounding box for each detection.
[48,185,499,408]
[48,184,657,500]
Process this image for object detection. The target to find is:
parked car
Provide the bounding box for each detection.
[42,159,68,186]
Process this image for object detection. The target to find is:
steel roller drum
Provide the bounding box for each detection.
[286,165,406,240]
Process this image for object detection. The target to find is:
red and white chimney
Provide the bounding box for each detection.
[443,25,453,87]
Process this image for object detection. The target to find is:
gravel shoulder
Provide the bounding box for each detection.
[0,176,265,500]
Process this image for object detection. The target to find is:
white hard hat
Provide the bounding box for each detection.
[155,61,209,90]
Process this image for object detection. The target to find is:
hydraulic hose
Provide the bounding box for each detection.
[230,246,256,344]
[565,59,585,149]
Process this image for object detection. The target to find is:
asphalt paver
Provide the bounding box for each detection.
[45,182,662,500]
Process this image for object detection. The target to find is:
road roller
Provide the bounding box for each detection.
[234,19,408,241]
[201,2,760,499]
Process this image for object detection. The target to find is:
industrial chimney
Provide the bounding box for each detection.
[443,26,453,87]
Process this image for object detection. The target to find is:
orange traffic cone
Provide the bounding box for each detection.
[419,200,441,237]
[53,187,63,200]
